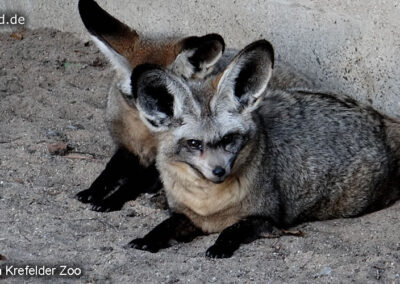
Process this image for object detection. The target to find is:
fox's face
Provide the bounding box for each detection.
[79,0,225,94]
[163,105,253,183]
[131,40,274,183]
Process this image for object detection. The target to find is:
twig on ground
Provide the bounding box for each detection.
[63,153,96,160]
[0,136,23,144]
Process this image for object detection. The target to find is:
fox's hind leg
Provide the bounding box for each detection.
[76,147,161,212]
[205,217,273,258]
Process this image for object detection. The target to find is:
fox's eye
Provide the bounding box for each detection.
[187,139,203,150]
[221,134,235,146]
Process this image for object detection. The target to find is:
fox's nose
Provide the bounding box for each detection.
[212,166,226,177]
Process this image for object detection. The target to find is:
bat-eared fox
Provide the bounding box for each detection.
[126,39,400,258]
[75,0,315,212]
[75,0,225,211]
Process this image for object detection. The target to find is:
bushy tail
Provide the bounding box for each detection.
[382,118,400,206]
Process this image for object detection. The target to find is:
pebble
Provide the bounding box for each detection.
[47,141,69,156]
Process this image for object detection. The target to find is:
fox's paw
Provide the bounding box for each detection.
[75,188,95,204]
[76,184,126,212]
[90,197,124,212]
[91,203,121,213]
[126,238,167,253]
[205,244,234,259]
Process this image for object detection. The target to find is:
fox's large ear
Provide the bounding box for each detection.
[171,34,225,80]
[130,64,196,132]
[79,0,139,92]
[211,40,274,113]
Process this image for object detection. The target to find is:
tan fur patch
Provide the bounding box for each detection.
[103,29,139,61]
[103,29,183,69]
[106,84,157,166]
[211,72,224,90]
[162,161,252,232]
[124,38,183,69]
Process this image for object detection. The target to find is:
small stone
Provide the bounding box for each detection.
[91,57,106,67]
[10,32,23,40]
[47,141,69,156]
[45,129,66,140]
[66,123,84,130]
[99,246,113,252]
[315,266,332,278]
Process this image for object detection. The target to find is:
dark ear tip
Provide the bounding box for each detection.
[78,0,97,18]
[78,0,91,7]
[131,64,163,98]
[182,33,225,52]
[245,39,275,68]
[79,0,131,37]
[78,0,90,9]
[78,0,103,32]
[203,33,225,52]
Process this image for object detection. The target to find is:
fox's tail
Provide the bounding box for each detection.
[384,118,400,168]
[381,117,400,206]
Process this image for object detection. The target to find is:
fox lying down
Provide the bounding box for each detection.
[126,40,400,258]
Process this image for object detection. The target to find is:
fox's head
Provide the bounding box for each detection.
[131,40,274,183]
[79,0,225,94]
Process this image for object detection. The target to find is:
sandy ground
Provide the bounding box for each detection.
[0,28,399,283]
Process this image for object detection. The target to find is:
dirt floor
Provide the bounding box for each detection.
[0,28,399,283]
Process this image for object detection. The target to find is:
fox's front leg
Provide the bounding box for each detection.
[206,217,273,258]
[128,213,203,252]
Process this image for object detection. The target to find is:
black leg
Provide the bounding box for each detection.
[127,213,203,253]
[205,217,273,258]
[76,147,162,212]
[91,176,162,212]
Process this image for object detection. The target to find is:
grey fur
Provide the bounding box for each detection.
[134,39,400,243]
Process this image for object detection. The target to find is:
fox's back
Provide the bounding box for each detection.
[258,90,400,224]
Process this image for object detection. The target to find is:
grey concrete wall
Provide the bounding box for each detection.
[1,0,399,119]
